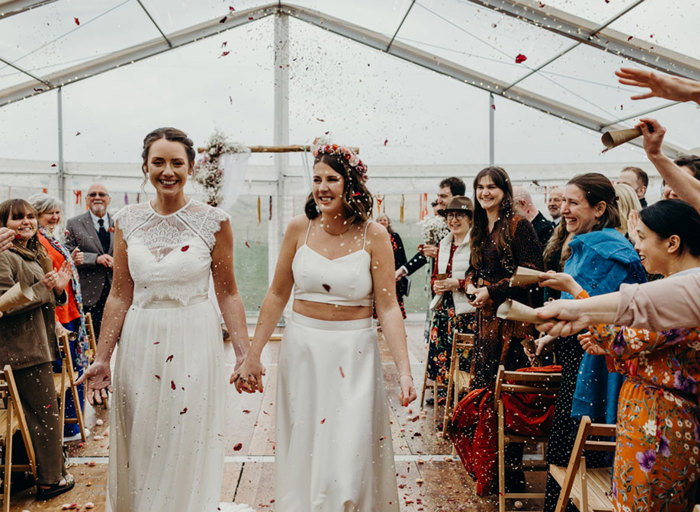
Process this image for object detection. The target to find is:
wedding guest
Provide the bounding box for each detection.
[65,183,114,339]
[0,199,75,500]
[616,67,700,105]
[395,177,465,280]
[427,197,476,394]
[29,193,89,441]
[535,173,646,512]
[578,199,700,512]
[234,142,416,511]
[662,154,700,200]
[547,187,564,224]
[466,166,543,493]
[513,186,554,248]
[613,183,642,237]
[617,167,648,207]
[377,214,408,318]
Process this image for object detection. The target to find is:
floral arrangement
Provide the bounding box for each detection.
[311,137,368,181]
[419,215,450,245]
[194,130,249,206]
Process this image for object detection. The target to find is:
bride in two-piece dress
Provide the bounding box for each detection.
[78,127,253,511]
[234,142,417,511]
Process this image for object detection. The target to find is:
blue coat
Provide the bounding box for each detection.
[562,228,647,424]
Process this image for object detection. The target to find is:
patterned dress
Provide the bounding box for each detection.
[589,323,700,512]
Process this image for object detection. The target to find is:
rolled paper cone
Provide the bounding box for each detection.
[435,273,449,280]
[601,127,642,151]
[496,299,542,324]
[520,338,541,366]
[510,266,541,287]
[0,282,35,313]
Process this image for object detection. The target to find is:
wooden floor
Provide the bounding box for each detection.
[8,321,508,512]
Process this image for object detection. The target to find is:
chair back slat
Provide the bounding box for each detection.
[1,365,37,477]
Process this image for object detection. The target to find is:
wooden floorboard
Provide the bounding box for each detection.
[9,321,509,511]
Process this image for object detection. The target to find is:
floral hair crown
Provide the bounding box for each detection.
[312,138,368,182]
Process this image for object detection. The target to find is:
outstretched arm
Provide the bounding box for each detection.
[76,227,133,404]
[616,67,700,104]
[231,216,303,393]
[212,219,250,369]
[636,118,700,212]
[369,223,417,406]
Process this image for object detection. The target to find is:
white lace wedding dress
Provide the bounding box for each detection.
[108,199,253,512]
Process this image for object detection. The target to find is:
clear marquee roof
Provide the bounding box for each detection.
[0,0,699,168]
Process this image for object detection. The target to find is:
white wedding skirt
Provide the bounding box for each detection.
[276,313,399,512]
[107,299,249,511]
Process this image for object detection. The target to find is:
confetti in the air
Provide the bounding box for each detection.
[339,366,345,378]
[181,245,190,252]
[233,443,243,451]
[322,283,331,292]
[166,355,173,362]
[74,17,80,25]
[171,380,176,390]
[515,53,527,64]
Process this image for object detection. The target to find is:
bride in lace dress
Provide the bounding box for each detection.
[78,127,253,512]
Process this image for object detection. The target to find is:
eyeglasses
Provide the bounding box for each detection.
[87,192,109,198]
[446,212,469,220]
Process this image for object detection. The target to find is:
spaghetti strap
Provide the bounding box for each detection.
[304,218,313,244]
[362,221,371,250]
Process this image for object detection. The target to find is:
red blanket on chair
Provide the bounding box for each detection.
[448,365,561,496]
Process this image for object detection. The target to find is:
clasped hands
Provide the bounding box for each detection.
[231,357,266,394]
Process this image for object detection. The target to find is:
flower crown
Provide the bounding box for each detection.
[312,138,368,182]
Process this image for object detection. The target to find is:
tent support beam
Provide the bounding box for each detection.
[57,86,65,204]
[489,93,495,165]
[462,0,700,81]
[0,0,56,19]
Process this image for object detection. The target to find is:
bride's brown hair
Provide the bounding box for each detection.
[141,127,196,179]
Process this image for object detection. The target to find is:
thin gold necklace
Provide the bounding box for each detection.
[320,217,352,236]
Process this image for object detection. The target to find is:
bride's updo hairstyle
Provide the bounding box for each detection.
[304,147,373,224]
[141,127,196,179]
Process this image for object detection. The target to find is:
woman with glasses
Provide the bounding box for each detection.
[426,197,476,404]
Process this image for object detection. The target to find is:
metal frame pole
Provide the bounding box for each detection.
[489,92,495,166]
[57,86,65,204]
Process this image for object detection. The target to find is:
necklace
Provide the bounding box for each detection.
[320,217,352,236]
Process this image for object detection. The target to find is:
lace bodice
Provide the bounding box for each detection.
[114,200,229,307]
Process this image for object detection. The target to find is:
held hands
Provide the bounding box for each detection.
[538,271,583,297]
[468,286,489,308]
[420,244,438,259]
[70,247,84,265]
[399,375,417,407]
[75,361,112,405]
[535,300,591,338]
[231,357,266,394]
[96,254,114,268]
[432,277,459,294]
[578,331,606,356]
[0,227,13,252]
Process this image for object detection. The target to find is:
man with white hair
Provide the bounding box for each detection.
[547,187,564,225]
[513,186,554,248]
[65,183,114,339]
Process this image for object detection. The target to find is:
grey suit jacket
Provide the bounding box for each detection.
[64,211,114,307]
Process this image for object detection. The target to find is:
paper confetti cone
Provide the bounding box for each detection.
[496,299,542,324]
[509,266,541,287]
[601,127,642,152]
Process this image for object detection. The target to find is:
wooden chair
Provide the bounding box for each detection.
[495,365,562,512]
[442,332,474,435]
[551,416,615,512]
[84,312,97,365]
[0,365,37,512]
[419,352,448,425]
[54,334,87,442]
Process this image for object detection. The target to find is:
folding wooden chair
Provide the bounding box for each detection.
[495,365,561,512]
[551,416,615,512]
[84,312,97,365]
[0,365,37,512]
[442,332,474,435]
[54,334,87,442]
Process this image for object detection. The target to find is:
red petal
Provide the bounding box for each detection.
[515,53,527,64]
[383,139,388,146]
[221,51,230,57]
[322,283,331,292]
[51,163,57,167]
[180,408,188,414]
[244,240,251,248]
[248,16,253,20]
[229,6,235,12]
[339,366,345,378]
[233,443,243,451]
[321,418,326,424]
[181,245,190,252]
[219,16,227,23]
[171,380,176,390]
[242,409,251,414]
[155,375,161,380]
[166,355,174,362]
[154,341,160,344]
[75,131,81,136]
[74,17,80,25]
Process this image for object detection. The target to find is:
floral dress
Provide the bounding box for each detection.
[589,323,700,512]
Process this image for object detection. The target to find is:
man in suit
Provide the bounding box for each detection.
[513,186,554,249]
[395,176,465,280]
[65,183,114,339]
[617,166,649,207]
[547,187,564,225]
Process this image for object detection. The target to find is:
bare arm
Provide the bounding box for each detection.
[535,293,621,338]
[637,118,700,212]
[231,216,304,392]
[368,223,417,406]
[211,219,249,366]
[616,67,700,104]
[76,226,133,404]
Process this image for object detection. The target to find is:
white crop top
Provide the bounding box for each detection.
[292,220,373,307]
